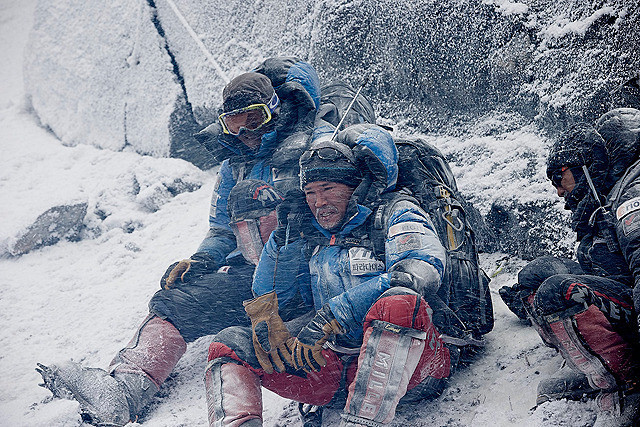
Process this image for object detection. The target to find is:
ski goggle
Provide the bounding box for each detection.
[299,141,356,166]
[550,166,569,188]
[218,92,280,136]
[229,211,278,265]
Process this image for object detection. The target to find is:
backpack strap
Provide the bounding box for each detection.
[368,191,421,256]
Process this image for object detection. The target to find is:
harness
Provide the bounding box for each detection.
[301,192,418,260]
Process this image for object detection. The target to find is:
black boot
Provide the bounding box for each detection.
[498,284,530,321]
[536,365,599,405]
[299,403,323,427]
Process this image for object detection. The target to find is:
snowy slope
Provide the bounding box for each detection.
[0,1,599,426]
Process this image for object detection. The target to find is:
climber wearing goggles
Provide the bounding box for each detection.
[299,139,356,166]
[218,91,280,136]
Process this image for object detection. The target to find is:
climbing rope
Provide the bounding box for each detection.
[163,0,230,84]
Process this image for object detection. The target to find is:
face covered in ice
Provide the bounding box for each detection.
[303,181,356,230]
[230,211,278,265]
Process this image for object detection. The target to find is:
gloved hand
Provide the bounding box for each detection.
[498,284,531,321]
[292,305,344,373]
[272,189,311,247]
[160,252,218,290]
[243,291,295,374]
[351,143,390,207]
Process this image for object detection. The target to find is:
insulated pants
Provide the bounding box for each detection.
[205,288,451,421]
[530,271,638,388]
[149,264,255,342]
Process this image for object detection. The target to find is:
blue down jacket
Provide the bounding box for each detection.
[252,127,447,342]
[197,58,321,266]
[253,201,446,342]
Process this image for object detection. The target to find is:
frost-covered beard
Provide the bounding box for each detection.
[317,198,359,233]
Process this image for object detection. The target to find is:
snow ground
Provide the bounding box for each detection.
[0,1,598,426]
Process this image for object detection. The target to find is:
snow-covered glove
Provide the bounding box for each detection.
[272,189,311,247]
[243,291,295,374]
[292,305,344,373]
[160,252,218,290]
[498,284,530,321]
[351,143,389,207]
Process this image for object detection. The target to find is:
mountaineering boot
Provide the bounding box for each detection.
[299,403,323,427]
[108,314,187,416]
[37,361,132,426]
[498,284,530,321]
[37,314,187,425]
[204,359,263,426]
[532,304,639,424]
[593,389,640,427]
[536,365,599,405]
[340,320,427,427]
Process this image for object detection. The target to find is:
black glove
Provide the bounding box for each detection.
[160,252,218,289]
[351,143,389,207]
[272,189,311,247]
[498,284,530,321]
[292,305,344,372]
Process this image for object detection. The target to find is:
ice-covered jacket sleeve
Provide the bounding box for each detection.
[252,236,313,315]
[196,160,237,266]
[384,199,446,295]
[328,200,446,341]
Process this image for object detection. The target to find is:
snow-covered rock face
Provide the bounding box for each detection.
[311,0,640,132]
[24,0,640,156]
[23,0,213,169]
[21,0,639,257]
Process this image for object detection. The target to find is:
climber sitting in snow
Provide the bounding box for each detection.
[499,108,640,426]
[36,56,322,426]
[204,125,456,426]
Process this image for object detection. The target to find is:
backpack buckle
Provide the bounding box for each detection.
[438,185,450,199]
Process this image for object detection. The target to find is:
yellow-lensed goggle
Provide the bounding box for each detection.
[219,92,279,136]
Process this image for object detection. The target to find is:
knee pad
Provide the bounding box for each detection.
[365,287,431,331]
[207,326,259,369]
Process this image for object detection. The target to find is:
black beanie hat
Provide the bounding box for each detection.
[546,123,605,179]
[227,179,283,222]
[222,72,275,113]
[299,141,361,189]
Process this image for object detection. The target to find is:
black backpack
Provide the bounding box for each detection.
[318,81,377,130]
[392,138,494,339]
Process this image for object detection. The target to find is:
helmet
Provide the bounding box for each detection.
[546,123,604,180]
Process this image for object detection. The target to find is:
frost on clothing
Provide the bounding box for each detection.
[252,199,446,342]
[196,58,321,266]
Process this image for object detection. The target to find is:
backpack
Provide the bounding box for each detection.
[318,81,377,129]
[392,138,494,339]
[310,82,494,341]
